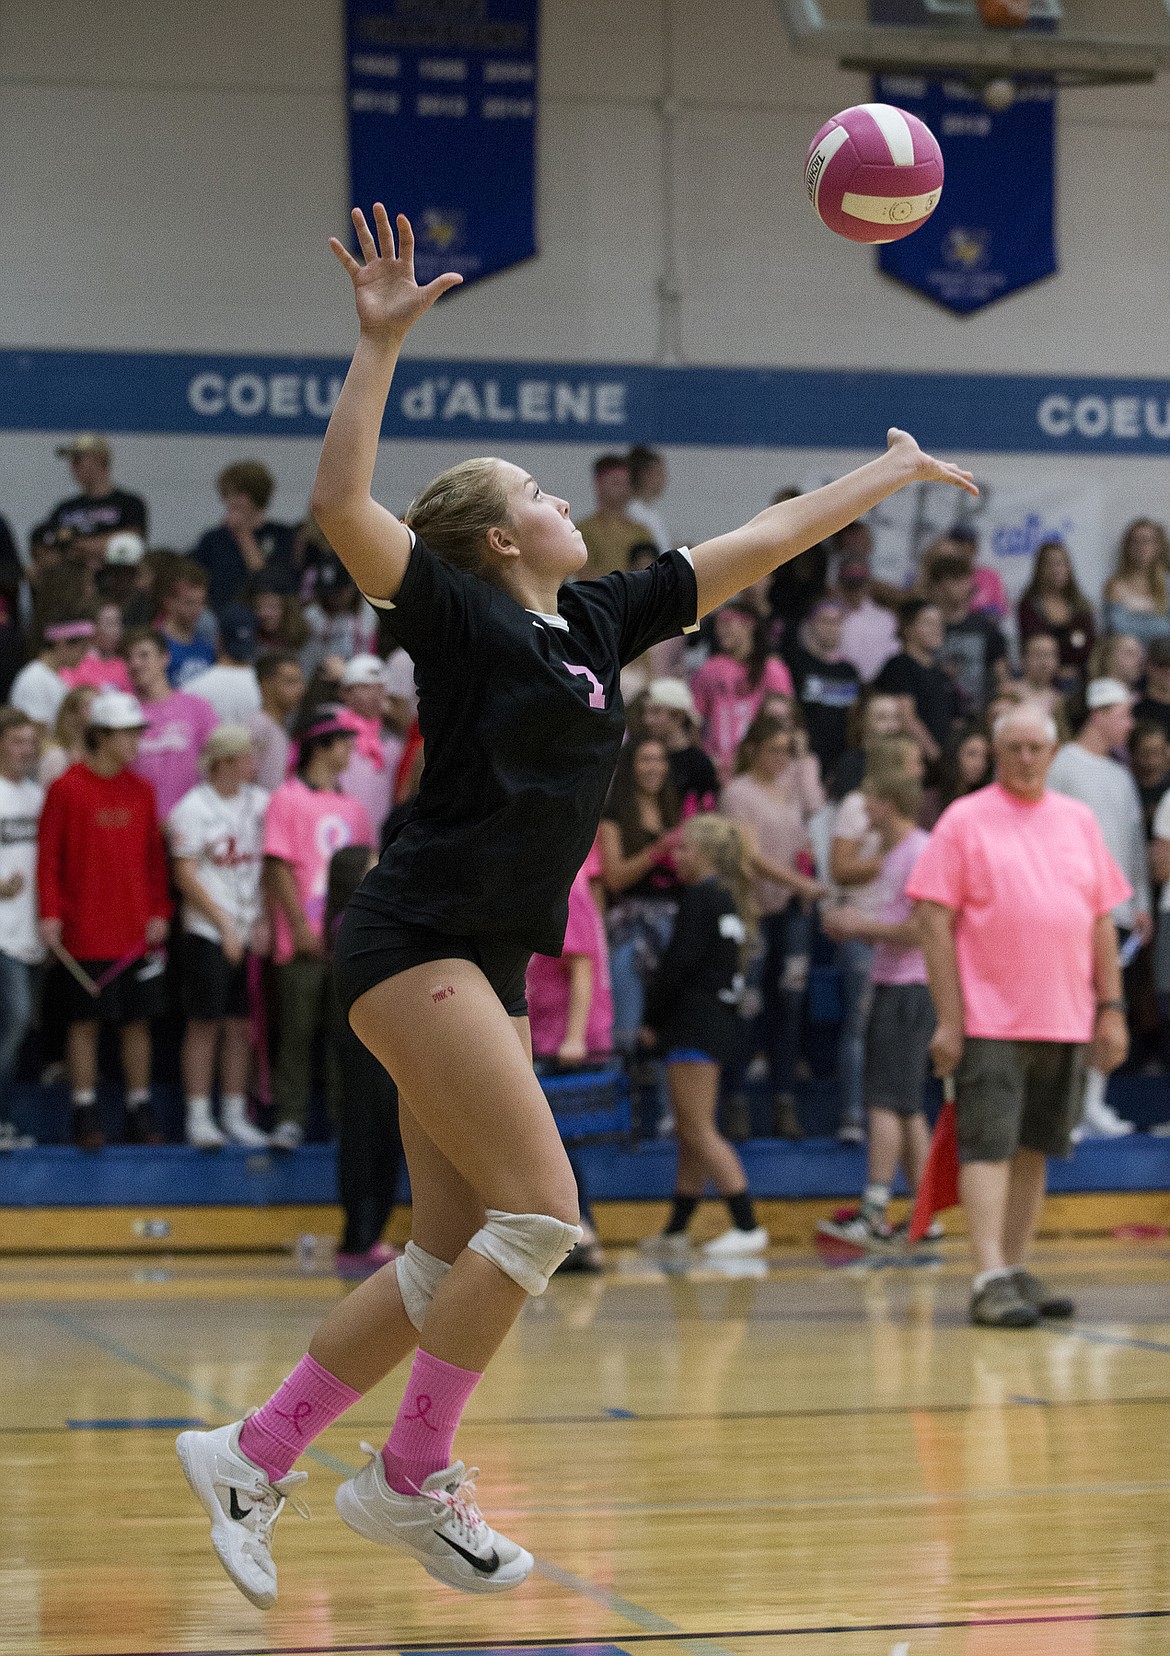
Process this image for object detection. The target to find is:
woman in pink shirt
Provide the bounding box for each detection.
[721,712,827,1137]
[691,600,793,782]
[59,602,132,693]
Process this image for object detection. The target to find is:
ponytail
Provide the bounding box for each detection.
[682,813,758,962]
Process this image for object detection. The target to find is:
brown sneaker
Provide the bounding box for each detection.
[1012,1268,1075,1320]
[970,1274,1039,1328]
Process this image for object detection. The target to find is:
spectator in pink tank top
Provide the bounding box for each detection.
[690,600,793,782]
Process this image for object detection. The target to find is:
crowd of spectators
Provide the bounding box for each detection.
[1,433,1169,1189]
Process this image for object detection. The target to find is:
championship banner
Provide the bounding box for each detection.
[873,73,1057,314]
[345,0,539,289]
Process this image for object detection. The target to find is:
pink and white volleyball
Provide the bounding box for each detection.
[805,104,944,244]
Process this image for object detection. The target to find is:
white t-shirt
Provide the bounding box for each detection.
[0,776,45,963]
[182,664,261,725]
[166,781,269,941]
[831,790,885,919]
[383,646,418,717]
[9,660,67,728]
[627,498,671,554]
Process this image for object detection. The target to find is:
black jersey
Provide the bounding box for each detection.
[351,534,699,956]
[643,876,747,1067]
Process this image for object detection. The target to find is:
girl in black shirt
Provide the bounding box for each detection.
[176,203,977,1609]
[640,815,766,1257]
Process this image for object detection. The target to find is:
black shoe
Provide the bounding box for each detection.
[123,1103,164,1146]
[771,1092,804,1140]
[72,1103,105,1152]
[970,1275,1039,1328]
[1012,1268,1075,1319]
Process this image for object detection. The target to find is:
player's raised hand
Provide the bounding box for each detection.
[886,427,979,498]
[329,205,462,342]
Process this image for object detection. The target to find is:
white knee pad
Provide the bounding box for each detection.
[395,1241,452,1331]
[467,1208,584,1296]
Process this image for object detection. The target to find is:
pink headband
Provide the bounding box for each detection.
[45,620,95,643]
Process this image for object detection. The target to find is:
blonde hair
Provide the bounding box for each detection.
[862,733,918,779]
[682,814,758,959]
[51,686,97,752]
[405,457,514,581]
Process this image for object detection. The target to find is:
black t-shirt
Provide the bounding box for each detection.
[784,642,861,775]
[191,522,298,612]
[873,652,960,750]
[938,613,1007,713]
[669,744,718,814]
[598,811,683,901]
[351,535,699,955]
[47,488,148,541]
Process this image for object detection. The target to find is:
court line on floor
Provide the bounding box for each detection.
[35,1309,733,1656]
[108,1603,1170,1655]
[1068,1324,1170,1356]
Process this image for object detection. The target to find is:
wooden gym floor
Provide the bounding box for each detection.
[1,1237,1168,1656]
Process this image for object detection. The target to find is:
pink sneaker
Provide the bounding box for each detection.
[335,1241,400,1280]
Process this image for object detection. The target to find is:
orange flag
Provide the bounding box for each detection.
[908,1078,961,1242]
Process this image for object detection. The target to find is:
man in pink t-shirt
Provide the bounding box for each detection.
[263,706,371,1150]
[908,703,1130,1329]
[126,629,219,818]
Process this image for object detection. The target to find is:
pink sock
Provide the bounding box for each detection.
[381,1349,482,1495]
[239,1354,361,1482]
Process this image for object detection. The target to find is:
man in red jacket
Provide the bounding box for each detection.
[37,689,172,1149]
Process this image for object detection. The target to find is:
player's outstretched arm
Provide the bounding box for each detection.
[687,429,977,619]
[311,206,462,603]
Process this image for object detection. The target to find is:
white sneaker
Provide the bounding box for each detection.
[221,1098,271,1148]
[1079,1095,1135,1139]
[269,1120,304,1152]
[701,1225,769,1258]
[335,1447,533,1594]
[185,1100,227,1150]
[0,1120,35,1150]
[176,1420,308,1609]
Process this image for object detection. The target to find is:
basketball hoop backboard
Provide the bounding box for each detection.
[775,0,1170,87]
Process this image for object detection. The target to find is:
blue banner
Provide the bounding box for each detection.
[874,73,1057,314]
[4,347,1170,455]
[345,0,538,288]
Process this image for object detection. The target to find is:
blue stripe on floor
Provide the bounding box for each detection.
[605,1407,637,1418]
[67,1416,208,1429]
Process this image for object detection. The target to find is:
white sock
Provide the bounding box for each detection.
[973,1266,1014,1293]
[72,1089,96,1107]
[1082,1068,1107,1118]
[126,1089,150,1110]
[863,1183,890,1211]
[186,1094,212,1113]
[222,1094,247,1113]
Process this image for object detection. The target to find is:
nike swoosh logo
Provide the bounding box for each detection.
[435,1530,500,1574]
[229,1488,253,1521]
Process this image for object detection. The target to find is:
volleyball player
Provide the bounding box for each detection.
[176,204,976,1608]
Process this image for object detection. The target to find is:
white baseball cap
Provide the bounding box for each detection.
[341,653,386,688]
[87,689,148,730]
[104,531,146,567]
[646,677,699,722]
[1085,678,1134,711]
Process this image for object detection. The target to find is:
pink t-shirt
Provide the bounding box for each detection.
[720,770,812,916]
[526,866,614,1057]
[690,655,794,779]
[263,778,372,963]
[872,827,930,986]
[59,653,132,693]
[133,690,219,820]
[905,784,1131,1042]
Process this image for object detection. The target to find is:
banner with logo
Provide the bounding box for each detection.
[5,349,1170,456]
[345,0,538,288]
[867,69,1057,315]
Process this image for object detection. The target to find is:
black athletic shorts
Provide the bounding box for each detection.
[334,903,531,1021]
[180,933,251,1021]
[60,949,168,1027]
